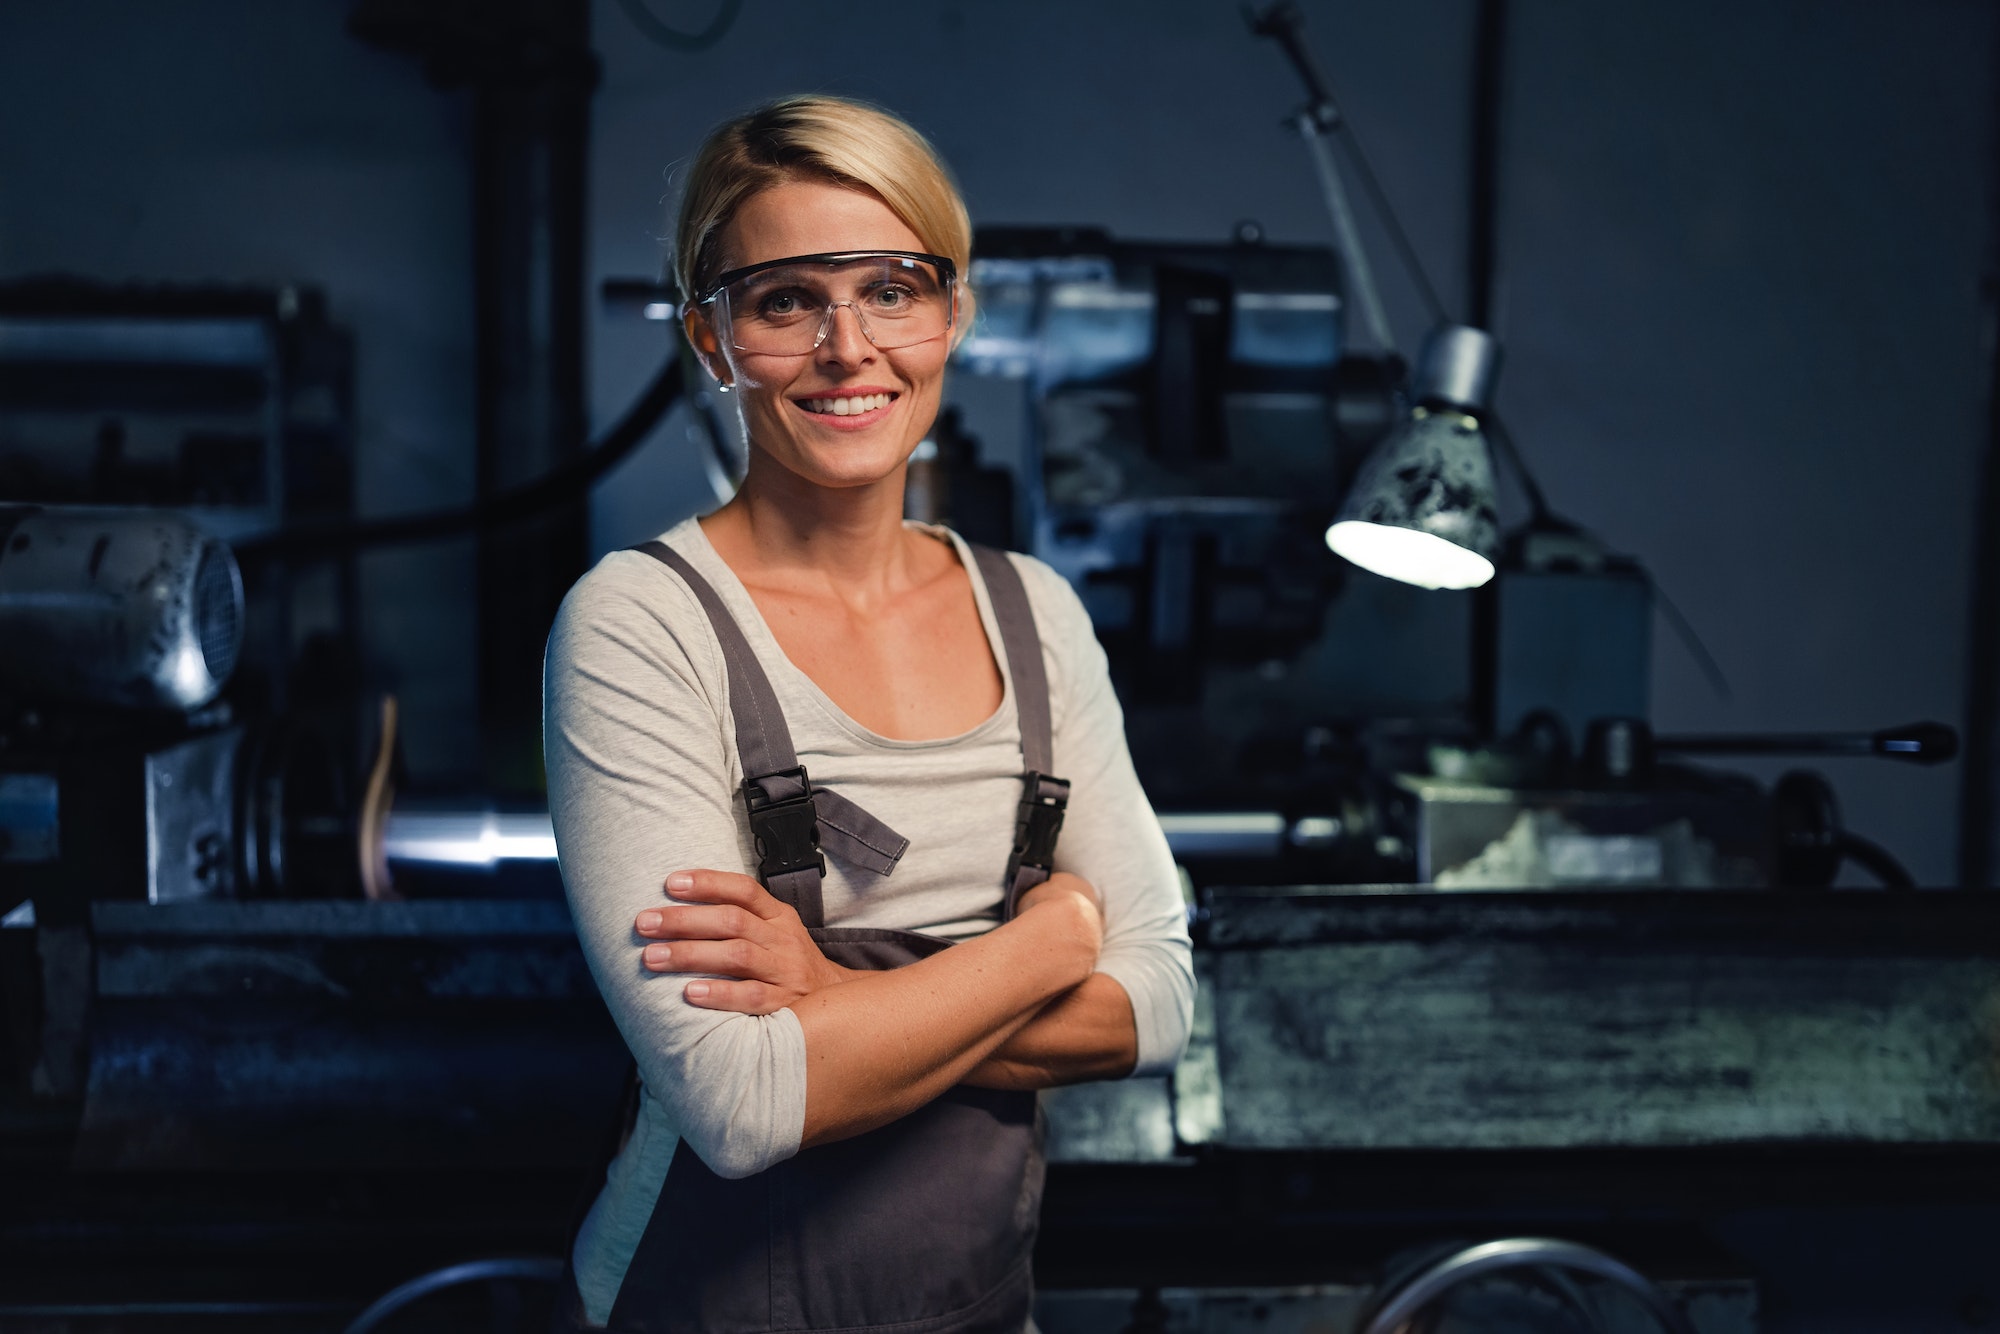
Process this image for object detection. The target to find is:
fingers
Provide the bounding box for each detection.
[635,869,796,938]
[682,977,788,1016]
[642,937,765,977]
[636,903,761,943]
[665,868,787,919]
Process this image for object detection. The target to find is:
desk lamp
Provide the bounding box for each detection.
[1246,5,1506,591]
[1325,325,1503,590]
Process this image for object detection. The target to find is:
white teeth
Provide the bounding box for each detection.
[801,393,892,416]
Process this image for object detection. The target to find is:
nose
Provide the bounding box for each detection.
[815,302,876,365]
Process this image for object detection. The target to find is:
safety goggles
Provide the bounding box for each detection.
[694,250,958,356]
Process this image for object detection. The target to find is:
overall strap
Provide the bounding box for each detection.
[629,541,909,928]
[968,545,1072,917]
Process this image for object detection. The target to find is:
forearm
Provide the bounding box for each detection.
[790,894,1099,1147]
[959,972,1137,1091]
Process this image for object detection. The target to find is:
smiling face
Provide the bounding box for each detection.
[686,177,954,493]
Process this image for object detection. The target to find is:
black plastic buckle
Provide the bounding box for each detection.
[743,766,825,881]
[1006,770,1070,883]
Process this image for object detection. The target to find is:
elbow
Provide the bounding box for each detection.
[1168,972,1197,1064]
[1114,954,1197,1080]
[683,1120,790,1180]
[1162,1001,1196,1073]
[703,1147,780,1182]
[1131,1014,1193,1079]
[646,1012,808,1181]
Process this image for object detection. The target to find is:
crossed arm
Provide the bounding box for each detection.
[548,550,1187,1169]
[632,867,1137,1147]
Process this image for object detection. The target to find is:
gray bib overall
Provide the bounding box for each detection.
[557,538,1071,1334]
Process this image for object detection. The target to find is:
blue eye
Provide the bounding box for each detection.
[868,284,919,312]
[754,290,815,322]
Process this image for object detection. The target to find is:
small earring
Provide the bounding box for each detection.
[716,381,732,394]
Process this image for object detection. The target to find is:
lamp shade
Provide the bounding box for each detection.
[1326,325,1502,590]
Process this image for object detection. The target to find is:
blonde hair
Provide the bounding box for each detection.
[673,96,973,323]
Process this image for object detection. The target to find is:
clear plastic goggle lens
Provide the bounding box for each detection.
[717,255,953,355]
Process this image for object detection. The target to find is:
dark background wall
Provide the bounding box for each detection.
[0,0,481,779]
[1496,3,1993,890]
[0,0,1990,884]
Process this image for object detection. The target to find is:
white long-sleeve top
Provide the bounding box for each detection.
[544,517,1194,1322]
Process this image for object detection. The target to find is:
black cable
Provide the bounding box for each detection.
[613,0,743,53]
[235,355,685,565]
[1644,574,1733,703]
[1838,832,1917,889]
[1484,410,1734,702]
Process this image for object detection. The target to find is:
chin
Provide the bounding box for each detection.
[755,403,936,491]
[774,436,916,490]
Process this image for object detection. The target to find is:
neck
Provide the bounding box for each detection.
[702,449,917,596]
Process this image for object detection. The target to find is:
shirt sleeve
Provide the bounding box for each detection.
[544,549,807,1180]
[1018,556,1197,1078]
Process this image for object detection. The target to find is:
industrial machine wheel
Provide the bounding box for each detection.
[342,1256,565,1334]
[1357,1237,1697,1334]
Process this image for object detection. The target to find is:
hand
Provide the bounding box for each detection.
[1013,871,1105,956]
[635,869,852,1014]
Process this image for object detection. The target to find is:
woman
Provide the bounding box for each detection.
[545,95,1193,1333]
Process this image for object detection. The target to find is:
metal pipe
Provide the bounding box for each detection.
[1658,722,1957,765]
[471,0,597,794]
[1466,0,1508,331]
[381,808,1316,868]
[1960,12,2000,887]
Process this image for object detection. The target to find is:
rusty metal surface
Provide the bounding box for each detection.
[63,889,2000,1171]
[74,899,628,1170]
[1042,1076,1177,1164]
[74,899,1192,1170]
[1207,887,2000,1150]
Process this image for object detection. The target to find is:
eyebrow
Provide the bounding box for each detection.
[703,250,954,301]
[734,260,943,296]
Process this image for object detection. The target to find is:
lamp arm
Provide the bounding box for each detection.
[1297,118,1398,353]
[1246,4,1453,337]
[1245,1,1342,124]
[1246,5,1396,349]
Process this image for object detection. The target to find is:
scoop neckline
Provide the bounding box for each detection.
[675,517,1017,752]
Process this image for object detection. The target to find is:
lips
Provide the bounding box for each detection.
[796,391,896,417]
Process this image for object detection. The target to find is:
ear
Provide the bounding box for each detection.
[682,305,733,388]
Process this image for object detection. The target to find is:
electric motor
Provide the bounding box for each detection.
[0,506,243,710]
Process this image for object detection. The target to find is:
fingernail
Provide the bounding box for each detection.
[666,871,694,892]
[637,910,663,932]
[645,944,671,967]
[685,981,710,1000]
